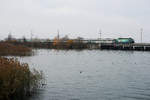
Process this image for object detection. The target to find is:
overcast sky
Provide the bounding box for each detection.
[0,0,150,42]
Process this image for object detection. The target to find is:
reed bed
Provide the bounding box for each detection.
[0,57,43,100]
[0,42,32,56]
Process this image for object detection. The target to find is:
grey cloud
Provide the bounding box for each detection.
[0,0,149,42]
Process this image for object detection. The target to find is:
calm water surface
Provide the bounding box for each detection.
[19,49,150,100]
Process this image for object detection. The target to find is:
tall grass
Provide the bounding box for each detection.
[0,57,43,100]
[0,42,32,56]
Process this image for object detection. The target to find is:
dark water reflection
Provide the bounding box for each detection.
[19,50,150,100]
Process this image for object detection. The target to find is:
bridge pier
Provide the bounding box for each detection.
[123,45,124,49]
[144,46,146,50]
[133,46,135,50]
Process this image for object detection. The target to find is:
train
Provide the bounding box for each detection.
[114,38,135,44]
[79,38,135,44]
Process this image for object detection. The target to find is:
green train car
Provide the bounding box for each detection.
[114,38,135,44]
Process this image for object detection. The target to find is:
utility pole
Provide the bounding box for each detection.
[99,29,102,42]
[141,28,143,43]
[57,29,60,40]
[30,30,33,41]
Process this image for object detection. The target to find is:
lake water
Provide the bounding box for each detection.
[19,49,150,100]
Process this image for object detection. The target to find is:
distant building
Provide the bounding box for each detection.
[16,38,52,43]
[5,33,16,41]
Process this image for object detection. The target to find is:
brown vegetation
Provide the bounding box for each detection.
[0,42,32,56]
[52,39,87,49]
[0,57,43,100]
